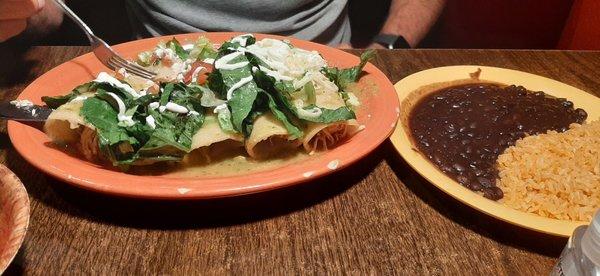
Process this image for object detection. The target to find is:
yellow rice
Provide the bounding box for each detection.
[497,120,600,222]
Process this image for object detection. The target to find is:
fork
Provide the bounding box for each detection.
[52,0,156,80]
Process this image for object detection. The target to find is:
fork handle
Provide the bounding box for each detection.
[51,0,96,43]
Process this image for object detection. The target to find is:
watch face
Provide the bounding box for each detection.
[374,34,410,49]
[393,36,411,49]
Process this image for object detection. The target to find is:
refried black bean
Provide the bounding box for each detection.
[408,83,587,200]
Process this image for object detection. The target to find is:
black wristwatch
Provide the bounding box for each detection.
[372,34,411,49]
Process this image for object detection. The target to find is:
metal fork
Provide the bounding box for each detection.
[52,0,156,80]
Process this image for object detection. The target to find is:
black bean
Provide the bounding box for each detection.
[453,163,466,172]
[562,101,573,108]
[576,108,588,120]
[477,177,492,188]
[409,82,587,202]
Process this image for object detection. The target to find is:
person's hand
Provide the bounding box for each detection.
[0,0,45,42]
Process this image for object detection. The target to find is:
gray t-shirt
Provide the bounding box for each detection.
[125,0,351,46]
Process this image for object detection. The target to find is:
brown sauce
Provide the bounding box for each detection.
[408,83,587,200]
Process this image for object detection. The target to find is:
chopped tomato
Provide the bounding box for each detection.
[184,61,213,84]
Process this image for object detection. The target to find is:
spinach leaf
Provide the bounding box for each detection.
[43,93,79,109]
[159,83,175,106]
[129,93,157,110]
[321,50,374,91]
[80,97,137,146]
[297,105,356,123]
[207,69,225,98]
[177,113,204,148]
[261,91,303,139]
[219,35,255,52]
[216,106,235,133]
[136,110,188,158]
[166,38,189,60]
[195,85,226,107]
[94,82,136,100]
[137,128,188,158]
[80,97,139,164]
[252,69,303,137]
[267,72,355,124]
[241,109,263,137]
[216,54,261,132]
[170,83,203,112]
[42,82,96,109]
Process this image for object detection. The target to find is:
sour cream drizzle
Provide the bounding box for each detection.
[190,66,205,83]
[213,103,228,114]
[230,34,252,47]
[226,76,253,100]
[106,92,135,126]
[94,72,141,99]
[165,102,189,113]
[215,52,248,70]
[294,100,322,119]
[71,95,90,103]
[145,115,156,129]
[148,102,160,110]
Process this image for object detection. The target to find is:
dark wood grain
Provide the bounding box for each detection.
[2,46,600,275]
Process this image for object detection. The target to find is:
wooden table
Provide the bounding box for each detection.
[2,46,599,274]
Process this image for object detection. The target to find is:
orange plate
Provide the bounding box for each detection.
[8,33,399,199]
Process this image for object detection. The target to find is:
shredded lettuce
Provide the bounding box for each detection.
[136,51,153,67]
[189,36,217,61]
[215,105,235,133]
[303,82,316,106]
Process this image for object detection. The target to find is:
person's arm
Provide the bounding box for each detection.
[0,0,63,42]
[371,0,446,48]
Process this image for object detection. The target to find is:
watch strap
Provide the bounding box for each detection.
[373,34,411,49]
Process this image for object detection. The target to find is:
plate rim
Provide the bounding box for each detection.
[390,65,600,237]
[8,32,400,199]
